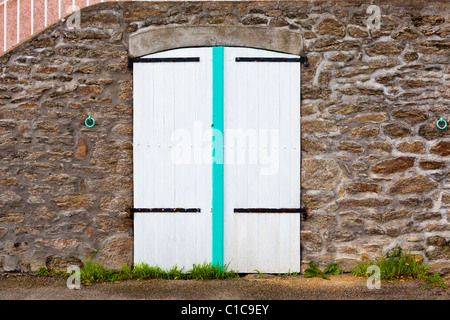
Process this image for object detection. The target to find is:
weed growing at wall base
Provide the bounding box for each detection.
[33,259,240,284]
[351,248,447,290]
[35,267,51,275]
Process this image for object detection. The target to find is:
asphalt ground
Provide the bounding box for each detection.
[1,272,448,319]
[0,272,448,300]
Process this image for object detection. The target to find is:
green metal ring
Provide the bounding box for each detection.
[436,118,447,130]
[85,116,95,128]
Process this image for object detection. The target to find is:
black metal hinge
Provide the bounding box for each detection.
[234,207,308,220]
[234,208,302,213]
[129,207,201,219]
[300,207,307,221]
[130,208,201,213]
[235,56,308,66]
[128,57,200,68]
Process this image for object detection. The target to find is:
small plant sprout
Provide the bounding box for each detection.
[304,261,343,280]
[254,270,264,279]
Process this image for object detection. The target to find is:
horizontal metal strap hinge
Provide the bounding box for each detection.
[235,56,308,66]
[234,207,308,220]
[129,57,200,66]
[234,208,306,213]
[130,208,201,213]
[130,57,200,63]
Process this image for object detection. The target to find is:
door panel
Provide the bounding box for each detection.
[223,47,301,273]
[133,48,213,270]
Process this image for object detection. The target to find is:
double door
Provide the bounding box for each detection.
[133,47,300,273]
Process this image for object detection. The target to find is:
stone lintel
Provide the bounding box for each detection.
[129,25,303,57]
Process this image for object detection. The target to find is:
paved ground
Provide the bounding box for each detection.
[0,272,448,300]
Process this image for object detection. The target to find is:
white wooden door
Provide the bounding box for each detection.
[133,48,213,270]
[133,47,301,273]
[223,47,301,273]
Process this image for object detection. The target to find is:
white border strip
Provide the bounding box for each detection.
[30,0,33,35]
[3,0,6,51]
[16,0,19,43]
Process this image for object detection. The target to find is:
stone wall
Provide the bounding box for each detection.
[0,1,449,274]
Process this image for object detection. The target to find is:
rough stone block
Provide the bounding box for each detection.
[389,176,437,194]
[371,157,415,174]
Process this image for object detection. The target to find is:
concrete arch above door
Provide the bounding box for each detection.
[128,25,303,58]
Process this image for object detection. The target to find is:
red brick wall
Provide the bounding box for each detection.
[0,0,120,53]
[1,0,258,54]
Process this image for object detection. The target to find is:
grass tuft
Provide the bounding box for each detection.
[38,259,241,283]
[351,248,447,289]
[188,261,238,280]
[35,267,50,275]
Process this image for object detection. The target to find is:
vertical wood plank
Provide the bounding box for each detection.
[279,62,291,207]
[257,60,270,208]
[246,49,259,209]
[164,58,175,207]
[279,212,290,271]
[223,46,236,269]
[267,62,279,208]
[152,61,164,208]
[290,62,301,208]
[201,47,213,267]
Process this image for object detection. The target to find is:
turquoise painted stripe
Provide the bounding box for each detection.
[212,46,224,268]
